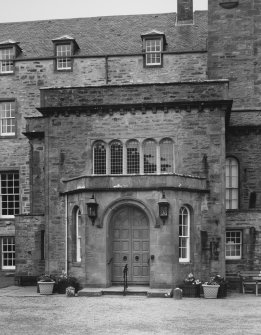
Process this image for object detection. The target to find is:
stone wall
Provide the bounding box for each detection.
[15,215,45,276]
[208,0,261,110]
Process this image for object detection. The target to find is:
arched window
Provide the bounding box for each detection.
[179,206,190,262]
[110,140,123,174]
[143,139,157,174]
[127,140,140,174]
[160,138,173,173]
[72,207,82,263]
[226,157,239,209]
[93,141,106,174]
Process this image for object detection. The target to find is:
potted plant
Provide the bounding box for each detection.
[202,275,221,299]
[37,274,55,295]
[56,272,80,294]
[179,273,201,297]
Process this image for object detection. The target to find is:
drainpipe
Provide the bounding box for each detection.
[65,194,68,274]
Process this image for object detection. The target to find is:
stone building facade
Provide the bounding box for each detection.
[0,0,260,289]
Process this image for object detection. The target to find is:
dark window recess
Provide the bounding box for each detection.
[40,230,45,260]
[249,192,256,209]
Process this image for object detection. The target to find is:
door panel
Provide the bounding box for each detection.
[111,206,149,284]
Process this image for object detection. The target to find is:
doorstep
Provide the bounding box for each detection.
[78,286,173,298]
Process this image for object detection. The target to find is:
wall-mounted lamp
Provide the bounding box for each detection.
[87,194,99,225]
[158,191,170,224]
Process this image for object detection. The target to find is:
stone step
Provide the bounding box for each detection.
[78,286,173,298]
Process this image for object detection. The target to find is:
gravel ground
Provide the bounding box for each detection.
[0,292,260,335]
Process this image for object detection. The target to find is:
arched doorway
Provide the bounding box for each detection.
[111,205,150,285]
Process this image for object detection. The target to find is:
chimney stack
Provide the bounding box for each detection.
[177,0,193,25]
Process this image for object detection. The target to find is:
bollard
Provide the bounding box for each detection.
[173,288,183,300]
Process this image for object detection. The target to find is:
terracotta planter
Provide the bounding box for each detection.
[38,281,55,295]
[202,284,220,299]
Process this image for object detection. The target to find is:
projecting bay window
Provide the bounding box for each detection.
[0,172,20,218]
[225,230,242,260]
[0,102,16,137]
[226,157,239,209]
[93,138,174,175]
[1,237,15,270]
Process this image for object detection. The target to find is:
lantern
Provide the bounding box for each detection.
[87,194,98,225]
[158,191,169,224]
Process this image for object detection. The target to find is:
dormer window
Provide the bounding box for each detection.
[56,44,72,70]
[141,30,166,67]
[0,40,22,74]
[52,35,79,72]
[145,39,162,66]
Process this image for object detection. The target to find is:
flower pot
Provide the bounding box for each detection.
[202,284,220,299]
[38,281,55,295]
[180,284,201,298]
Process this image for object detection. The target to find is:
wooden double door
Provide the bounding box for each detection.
[111,206,150,284]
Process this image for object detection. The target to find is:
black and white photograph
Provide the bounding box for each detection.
[0,0,261,334]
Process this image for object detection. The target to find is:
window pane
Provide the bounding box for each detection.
[0,172,19,217]
[143,140,156,174]
[225,231,241,259]
[110,141,123,174]
[56,44,72,70]
[145,39,162,65]
[225,158,239,209]
[2,237,15,269]
[127,140,140,174]
[179,207,190,261]
[94,142,106,174]
[0,102,15,136]
[160,139,173,173]
[0,48,14,73]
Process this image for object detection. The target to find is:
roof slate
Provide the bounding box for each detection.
[0,11,207,58]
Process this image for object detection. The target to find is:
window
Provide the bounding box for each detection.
[93,141,106,174]
[0,172,19,218]
[226,157,239,209]
[0,102,15,136]
[110,141,123,174]
[160,139,173,173]
[72,207,81,263]
[0,48,14,73]
[127,140,140,174]
[76,208,81,262]
[225,231,242,259]
[143,139,157,174]
[92,138,175,175]
[56,44,72,70]
[2,237,15,269]
[179,206,190,262]
[145,39,162,66]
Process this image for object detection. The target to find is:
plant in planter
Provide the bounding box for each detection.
[202,274,226,299]
[180,273,201,297]
[56,272,80,294]
[37,274,55,295]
